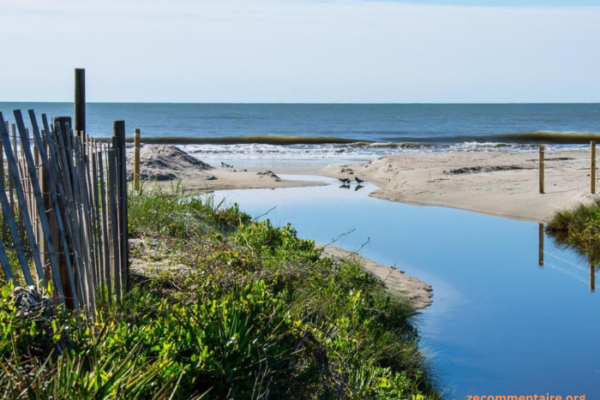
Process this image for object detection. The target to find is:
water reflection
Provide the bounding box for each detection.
[542,234,598,293]
[539,223,544,267]
[591,262,596,293]
[338,183,364,191]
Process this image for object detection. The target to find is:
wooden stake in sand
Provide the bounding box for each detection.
[591,141,596,195]
[134,128,141,191]
[539,145,545,194]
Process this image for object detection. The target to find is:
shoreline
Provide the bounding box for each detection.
[171,148,593,223]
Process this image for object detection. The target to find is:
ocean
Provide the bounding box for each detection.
[1,103,599,161]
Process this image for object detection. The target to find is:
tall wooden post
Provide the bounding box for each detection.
[538,223,544,267]
[133,129,141,191]
[113,121,128,292]
[591,141,596,194]
[539,146,545,194]
[74,69,86,137]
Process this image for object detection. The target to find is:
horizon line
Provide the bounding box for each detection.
[1,101,599,105]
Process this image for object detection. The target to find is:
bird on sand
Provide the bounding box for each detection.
[338,178,350,184]
[355,177,364,184]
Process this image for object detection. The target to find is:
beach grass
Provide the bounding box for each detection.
[546,198,600,263]
[0,184,439,399]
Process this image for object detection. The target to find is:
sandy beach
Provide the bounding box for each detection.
[137,145,595,223]
[321,149,595,222]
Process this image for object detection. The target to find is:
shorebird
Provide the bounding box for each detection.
[338,178,350,184]
[355,177,364,184]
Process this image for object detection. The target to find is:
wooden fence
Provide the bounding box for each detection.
[0,110,128,317]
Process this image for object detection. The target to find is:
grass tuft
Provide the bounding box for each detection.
[546,198,600,263]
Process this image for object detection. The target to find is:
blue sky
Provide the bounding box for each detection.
[1,0,599,103]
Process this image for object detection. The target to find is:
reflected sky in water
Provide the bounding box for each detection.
[210,175,599,398]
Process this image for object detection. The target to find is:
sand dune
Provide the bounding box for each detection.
[128,145,323,192]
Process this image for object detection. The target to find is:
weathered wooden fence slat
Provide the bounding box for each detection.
[0,110,129,317]
[30,111,80,308]
[14,110,66,302]
[0,112,48,290]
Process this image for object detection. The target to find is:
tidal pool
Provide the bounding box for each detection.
[210,174,599,398]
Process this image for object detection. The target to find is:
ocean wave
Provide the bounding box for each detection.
[169,141,586,162]
[117,132,598,161]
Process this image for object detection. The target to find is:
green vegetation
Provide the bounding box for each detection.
[0,185,439,399]
[546,198,600,263]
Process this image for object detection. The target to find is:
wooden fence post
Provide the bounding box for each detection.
[74,68,85,137]
[107,144,121,298]
[539,145,545,194]
[591,141,596,195]
[134,129,141,191]
[113,121,128,292]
